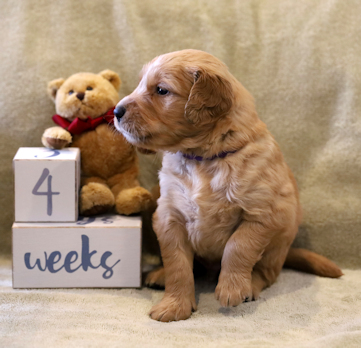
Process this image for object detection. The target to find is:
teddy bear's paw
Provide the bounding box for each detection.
[80,183,115,216]
[42,127,72,149]
[115,187,152,215]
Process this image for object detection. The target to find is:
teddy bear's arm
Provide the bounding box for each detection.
[42,126,72,149]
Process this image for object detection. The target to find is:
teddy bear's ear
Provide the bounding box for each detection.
[47,78,65,102]
[98,70,121,90]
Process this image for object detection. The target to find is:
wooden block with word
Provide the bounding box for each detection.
[13,147,80,222]
[12,214,141,288]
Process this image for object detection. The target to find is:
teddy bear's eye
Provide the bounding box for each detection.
[68,90,74,95]
[86,86,93,91]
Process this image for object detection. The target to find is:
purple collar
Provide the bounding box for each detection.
[182,149,238,161]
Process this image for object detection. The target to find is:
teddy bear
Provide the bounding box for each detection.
[41,70,152,216]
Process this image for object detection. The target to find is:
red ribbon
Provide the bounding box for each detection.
[52,107,115,135]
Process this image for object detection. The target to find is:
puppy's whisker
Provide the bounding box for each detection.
[109,125,118,140]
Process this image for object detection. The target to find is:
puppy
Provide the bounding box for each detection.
[113,49,342,322]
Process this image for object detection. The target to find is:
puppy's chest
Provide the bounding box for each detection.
[165,162,242,256]
[181,180,235,224]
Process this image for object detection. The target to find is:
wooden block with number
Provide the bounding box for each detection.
[12,214,142,288]
[13,147,80,222]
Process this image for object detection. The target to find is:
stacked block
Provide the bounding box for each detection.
[12,148,142,288]
[14,147,80,222]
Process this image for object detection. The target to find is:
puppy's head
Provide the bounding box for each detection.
[114,50,235,152]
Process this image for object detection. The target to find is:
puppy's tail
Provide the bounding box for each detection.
[284,248,343,278]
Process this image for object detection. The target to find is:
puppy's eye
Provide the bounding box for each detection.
[156,86,169,95]
[86,86,93,91]
[68,90,74,95]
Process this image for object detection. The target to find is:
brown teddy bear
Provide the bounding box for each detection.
[42,70,152,216]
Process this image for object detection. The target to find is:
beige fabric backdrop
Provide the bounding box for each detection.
[0,0,360,269]
[1,2,361,347]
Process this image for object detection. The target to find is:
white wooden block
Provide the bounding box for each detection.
[13,147,80,222]
[12,214,142,288]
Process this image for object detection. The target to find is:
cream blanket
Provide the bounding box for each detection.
[0,0,360,346]
[1,257,361,347]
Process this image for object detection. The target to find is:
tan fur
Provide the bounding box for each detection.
[42,71,152,216]
[114,49,342,322]
[284,248,343,278]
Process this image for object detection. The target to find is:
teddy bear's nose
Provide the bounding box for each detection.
[114,105,127,121]
[76,92,85,101]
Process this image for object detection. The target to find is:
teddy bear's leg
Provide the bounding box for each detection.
[80,177,115,216]
[108,173,152,215]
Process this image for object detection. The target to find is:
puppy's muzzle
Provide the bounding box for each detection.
[114,105,127,121]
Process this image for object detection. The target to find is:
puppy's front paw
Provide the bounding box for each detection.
[149,295,197,322]
[215,273,253,307]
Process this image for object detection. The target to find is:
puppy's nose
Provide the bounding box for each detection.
[76,92,85,101]
[114,105,127,121]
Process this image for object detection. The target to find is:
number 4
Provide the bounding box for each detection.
[32,168,60,216]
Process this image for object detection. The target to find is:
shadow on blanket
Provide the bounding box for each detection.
[143,261,318,319]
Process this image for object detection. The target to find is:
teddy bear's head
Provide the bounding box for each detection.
[47,70,121,120]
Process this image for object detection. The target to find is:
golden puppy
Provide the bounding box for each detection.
[113,49,342,322]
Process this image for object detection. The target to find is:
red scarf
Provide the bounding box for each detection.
[52,107,115,135]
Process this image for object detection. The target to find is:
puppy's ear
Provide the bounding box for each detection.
[99,69,122,90]
[47,78,65,102]
[185,69,233,125]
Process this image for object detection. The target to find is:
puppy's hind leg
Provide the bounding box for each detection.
[145,258,209,289]
[251,229,296,300]
[251,245,290,300]
[145,267,165,288]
